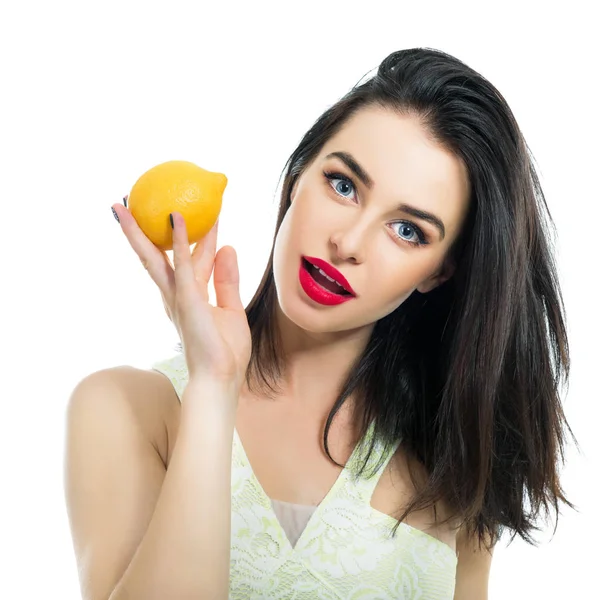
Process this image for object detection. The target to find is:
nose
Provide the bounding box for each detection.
[329,221,370,264]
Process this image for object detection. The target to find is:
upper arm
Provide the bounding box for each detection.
[453,527,494,600]
[63,368,170,600]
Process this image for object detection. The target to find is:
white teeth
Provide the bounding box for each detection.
[317,267,344,289]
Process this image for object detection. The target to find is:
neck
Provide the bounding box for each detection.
[267,302,373,410]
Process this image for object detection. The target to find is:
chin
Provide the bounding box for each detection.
[275,289,371,337]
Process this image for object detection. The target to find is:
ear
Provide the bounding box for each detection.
[417,255,456,294]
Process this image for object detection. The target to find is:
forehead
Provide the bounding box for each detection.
[319,106,471,239]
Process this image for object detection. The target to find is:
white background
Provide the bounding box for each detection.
[1,1,598,598]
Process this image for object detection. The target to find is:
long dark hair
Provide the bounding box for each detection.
[177,47,577,550]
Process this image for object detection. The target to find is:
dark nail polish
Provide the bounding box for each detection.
[122,195,128,208]
[112,207,120,223]
[169,213,174,229]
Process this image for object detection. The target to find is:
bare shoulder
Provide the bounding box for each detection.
[68,365,181,467]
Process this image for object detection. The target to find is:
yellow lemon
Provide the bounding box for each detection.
[127,160,227,251]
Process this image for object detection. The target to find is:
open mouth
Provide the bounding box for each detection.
[302,258,352,296]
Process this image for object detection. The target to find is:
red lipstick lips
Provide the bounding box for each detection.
[303,256,356,296]
[298,256,357,306]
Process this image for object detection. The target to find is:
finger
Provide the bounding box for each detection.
[171,211,208,304]
[213,245,245,312]
[191,218,219,285]
[112,204,175,304]
[141,247,171,272]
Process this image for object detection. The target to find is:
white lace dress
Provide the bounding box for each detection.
[152,353,458,599]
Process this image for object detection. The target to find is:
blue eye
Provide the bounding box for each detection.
[322,170,429,248]
[324,171,356,198]
[390,222,427,247]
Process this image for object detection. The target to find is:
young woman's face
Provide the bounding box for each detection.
[272,105,471,335]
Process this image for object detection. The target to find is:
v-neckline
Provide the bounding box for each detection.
[232,421,375,555]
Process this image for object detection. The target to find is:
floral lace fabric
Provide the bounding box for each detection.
[151,353,457,599]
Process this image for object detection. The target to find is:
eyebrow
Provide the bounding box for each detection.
[325,151,446,241]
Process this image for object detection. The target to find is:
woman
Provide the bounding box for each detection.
[65,48,575,599]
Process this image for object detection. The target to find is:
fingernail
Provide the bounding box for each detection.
[112,207,120,223]
[122,195,128,208]
[169,213,174,229]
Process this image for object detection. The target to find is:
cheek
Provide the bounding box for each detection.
[297,193,326,222]
[360,265,418,321]
[367,261,425,302]
[272,213,294,277]
[290,200,333,249]
[371,267,408,301]
[272,205,314,282]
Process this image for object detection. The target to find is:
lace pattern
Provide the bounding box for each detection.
[151,353,457,599]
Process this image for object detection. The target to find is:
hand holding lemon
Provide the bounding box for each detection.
[111,160,252,392]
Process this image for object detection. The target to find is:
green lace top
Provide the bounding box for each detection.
[151,352,457,599]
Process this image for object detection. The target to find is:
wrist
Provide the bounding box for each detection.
[182,377,239,417]
[186,374,240,395]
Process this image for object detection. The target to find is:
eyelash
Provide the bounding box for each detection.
[322,170,429,247]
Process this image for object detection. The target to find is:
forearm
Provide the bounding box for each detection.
[109,378,237,600]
